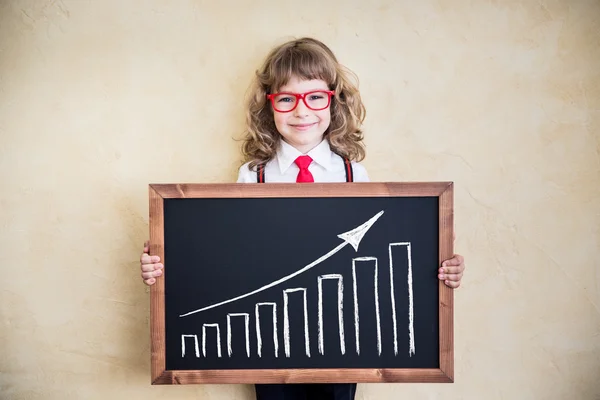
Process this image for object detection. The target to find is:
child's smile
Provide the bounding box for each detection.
[289,122,318,131]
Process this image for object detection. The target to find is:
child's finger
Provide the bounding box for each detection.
[141,254,161,265]
[439,266,463,275]
[444,279,460,289]
[438,273,463,281]
[442,256,463,267]
[438,268,462,279]
[142,269,162,280]
[444,272,463,281]
[141,262,163,272]
[144,277,156,286]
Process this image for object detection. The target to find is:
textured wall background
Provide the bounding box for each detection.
[1,1,599,399]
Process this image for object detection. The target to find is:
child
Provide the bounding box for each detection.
[140,37,466,400]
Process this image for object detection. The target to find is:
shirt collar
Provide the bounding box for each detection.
[277,139,334,174]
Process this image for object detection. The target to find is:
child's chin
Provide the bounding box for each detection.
[297,134,322,143]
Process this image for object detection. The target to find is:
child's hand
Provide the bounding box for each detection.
[140,240,163,286]
[439,254,465,288]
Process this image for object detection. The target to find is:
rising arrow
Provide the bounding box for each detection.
[179,210,384,318]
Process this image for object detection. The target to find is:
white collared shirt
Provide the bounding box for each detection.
[236,140,370,183]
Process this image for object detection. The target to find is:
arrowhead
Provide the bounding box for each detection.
[337,211,384,251]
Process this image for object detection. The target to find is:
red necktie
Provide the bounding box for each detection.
[295,155,314,183]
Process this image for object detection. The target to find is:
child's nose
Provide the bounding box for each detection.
[294,100,310,116]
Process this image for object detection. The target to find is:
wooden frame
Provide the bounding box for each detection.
[149,182,454,384]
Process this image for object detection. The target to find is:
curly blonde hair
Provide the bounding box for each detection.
[241,37,366,169]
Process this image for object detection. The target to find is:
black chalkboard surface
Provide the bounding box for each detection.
[149,183,454,385]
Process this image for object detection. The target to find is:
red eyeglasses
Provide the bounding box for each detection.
[266,90,335,113]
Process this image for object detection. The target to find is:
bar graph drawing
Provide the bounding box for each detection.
[179,210,416,360]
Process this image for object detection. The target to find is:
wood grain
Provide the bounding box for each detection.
[149,182,451,199]
[152,368,453,385]
[149,186,166,384]
[439,183,455,382]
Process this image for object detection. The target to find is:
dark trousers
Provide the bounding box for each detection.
[255,383,357,400]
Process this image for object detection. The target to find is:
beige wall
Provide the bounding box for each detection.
[1,0,599,399]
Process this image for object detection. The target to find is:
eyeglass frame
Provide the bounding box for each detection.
[266,90,335,113]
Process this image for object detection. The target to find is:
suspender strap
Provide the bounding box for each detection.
[256,158,353,182]
[342,157,353,182]
[256,164,265,183]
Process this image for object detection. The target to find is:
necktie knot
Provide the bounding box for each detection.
[295,155,313,169]
[294,155,314,183]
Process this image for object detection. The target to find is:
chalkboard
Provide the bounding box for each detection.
[149,183,454,385]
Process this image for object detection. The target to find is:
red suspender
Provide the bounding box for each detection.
[256,164,265,183]
[342,157,353,183]
[256,157,353,182]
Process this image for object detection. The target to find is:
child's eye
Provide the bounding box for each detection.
[308,94,324,100]
[276,96,295,103]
